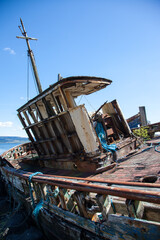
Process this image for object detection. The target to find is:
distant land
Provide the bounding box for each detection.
[0,136,29,144]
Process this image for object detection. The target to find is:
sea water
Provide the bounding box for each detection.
[0,142,20,155]
[0,137,29,155]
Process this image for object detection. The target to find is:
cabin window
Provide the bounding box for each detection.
[27,128,35,141]
[25,110,35,124]
[21,111,31,126]
[55,96,64,112]
[27,106,39,123]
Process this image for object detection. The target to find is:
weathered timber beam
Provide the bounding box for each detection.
[41,202,160,240]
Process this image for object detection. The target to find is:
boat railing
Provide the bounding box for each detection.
[1,164,160,224]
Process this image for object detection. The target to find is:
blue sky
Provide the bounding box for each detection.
[0,0,160,137]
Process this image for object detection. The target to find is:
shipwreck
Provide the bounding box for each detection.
[0,19,160,240]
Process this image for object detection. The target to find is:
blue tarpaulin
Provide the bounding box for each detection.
[95,122,117,153]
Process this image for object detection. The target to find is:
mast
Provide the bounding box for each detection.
[16,18,43,94]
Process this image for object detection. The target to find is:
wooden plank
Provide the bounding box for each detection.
[59,113,83,152]
[50,93,60,114]
[32,104,73,153]
[23,110,32,125]
[42,202,160,240]
[17,112,35,144]
[35,102,43,120]
[46,98,56,116]
[59,86,69,110]
[34,102,58,155]
[112,100,131,136]
[28,106,38,123]
[102,100,131,137]
[107,214,160,240]
[73,192,89,218]
[39,123,56,155]
[69,105,99,155]
[37,101,48,119]
[58,188,67,210]
[65,90,76,108]
[96,194,111,220]
[53,117,73,154]
[143,202,160,222]
[47,121,63,154]
[102,102,115,115]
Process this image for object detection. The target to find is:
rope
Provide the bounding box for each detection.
[155,142,160,153]
[28,172,43,209]
[141,143,153,153]
[28,172,46,230]
[32,200,44,224]
[110,198,116,214]
[32,186,60,227]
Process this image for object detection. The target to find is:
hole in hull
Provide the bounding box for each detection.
[141,175,158,183]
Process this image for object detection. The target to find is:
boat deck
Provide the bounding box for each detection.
[6,138,160,183]
[93,145,160,182]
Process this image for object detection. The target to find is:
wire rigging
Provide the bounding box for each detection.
[84,95,96,111]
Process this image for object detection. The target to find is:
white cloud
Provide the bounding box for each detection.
[0,121,13,127]
[20,96,27,100]
[3,47,16,55]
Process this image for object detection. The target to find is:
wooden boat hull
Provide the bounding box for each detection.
[1,142,160,240]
